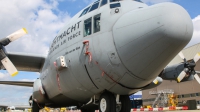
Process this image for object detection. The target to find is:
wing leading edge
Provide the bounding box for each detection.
[0,81,33,87]
[0,52,45,87]
[5,52,46,72]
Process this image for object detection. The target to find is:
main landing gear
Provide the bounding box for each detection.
[31,100,44,112]
[32,100,40,112]
[98,92,131,112]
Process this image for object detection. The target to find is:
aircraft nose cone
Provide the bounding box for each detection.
[113,3,193,80]
[161,3,193,43]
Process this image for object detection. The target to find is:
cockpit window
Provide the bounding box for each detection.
[110,0,121,2]
[88,1,100,12]
[101,0,107,6]
[79,7,91,17]
[84,18,92,37]
[94,14,101,33]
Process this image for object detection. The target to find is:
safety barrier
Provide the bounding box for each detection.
[66,110,81,112]
[65,106,199,112]
[39,105,199,112]
[131,106,190,111]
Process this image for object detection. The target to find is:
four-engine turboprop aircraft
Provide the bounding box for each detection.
[0,0,197,112]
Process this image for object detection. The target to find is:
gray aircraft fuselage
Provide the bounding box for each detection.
[33,0,193,106]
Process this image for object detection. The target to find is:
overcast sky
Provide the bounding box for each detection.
[0,0,200,105]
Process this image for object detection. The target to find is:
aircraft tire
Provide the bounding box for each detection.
[99,92,116,112]
[32,101,40,112]
[109,93,116,112]
[119,95,131,112]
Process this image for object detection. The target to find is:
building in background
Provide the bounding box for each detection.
[142,43,200,107]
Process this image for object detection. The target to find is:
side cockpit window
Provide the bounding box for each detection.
[79,7,91,17]
[84,18,92,37]
[94,14,101,33]
[101,0,107,6]
[84,14,101,37]
[88,1,100,12]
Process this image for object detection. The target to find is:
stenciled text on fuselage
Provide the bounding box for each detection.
[49,21,81,54]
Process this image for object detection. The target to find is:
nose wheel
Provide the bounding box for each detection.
[100,98,107,111]
[99,92,131,112]
[99,92,116,112]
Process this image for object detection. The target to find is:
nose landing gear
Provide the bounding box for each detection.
[99,92,116,112]
[98,92,131,112]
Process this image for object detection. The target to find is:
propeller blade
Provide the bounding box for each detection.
[178,52,185,60]
[1,57,18,76]
[194,53,200,63]
[177,71,186,82]
[196,71,200,74]
[194,74,200,84]
[153,79,158,85]
[7,28,28,42]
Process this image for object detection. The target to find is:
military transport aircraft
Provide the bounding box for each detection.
[0,0,198,112]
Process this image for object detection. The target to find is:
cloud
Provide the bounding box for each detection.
[20,79,35,82]
[186,15,200,47]
[0,71,36,105]
[142,0,173,5]
[0,0,72,105]
[0,73,10,81]
[0,0,71,55]
[0,85,32,105]
[0,72,33,105]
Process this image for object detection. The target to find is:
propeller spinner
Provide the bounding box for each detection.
[177,52,200,84]
[0,28,28,76]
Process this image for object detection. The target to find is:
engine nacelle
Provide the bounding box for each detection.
[142,77,163,90]
[32,79,49,104]
[159,63,194,82]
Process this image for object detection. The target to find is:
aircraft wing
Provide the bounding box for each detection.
[3,52,47,72]
[0,81,33,87]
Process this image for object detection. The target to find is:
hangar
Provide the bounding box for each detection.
[142,43,200,107]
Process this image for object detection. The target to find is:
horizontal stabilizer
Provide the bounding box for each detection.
[0,81,33,87]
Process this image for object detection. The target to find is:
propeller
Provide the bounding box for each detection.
[153,78,158,85]
[177,52,200,84]
[0,28,28,76]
